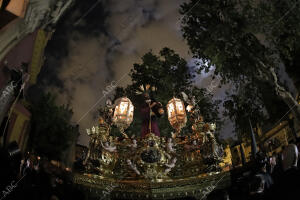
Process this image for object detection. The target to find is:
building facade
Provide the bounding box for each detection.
[0,0,73,152]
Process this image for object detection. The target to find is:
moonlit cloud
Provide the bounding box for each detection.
[41,0,236,145]
[40,0,193,145]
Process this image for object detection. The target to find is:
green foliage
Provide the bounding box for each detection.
[129,48,194,100]
[259,84,290,124]
[223,83,266,139]
[223,81,290,141]
[183,87,222,138]
[180,0,300,84]
[109,48,220,138]
[29,92,78,160]
[180,0,300,137]
[181,0,265,84]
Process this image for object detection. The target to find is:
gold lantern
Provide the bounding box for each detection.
[112,97,134,138]
[167,98,187,135]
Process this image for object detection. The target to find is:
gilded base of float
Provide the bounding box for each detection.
[73,171,231,200]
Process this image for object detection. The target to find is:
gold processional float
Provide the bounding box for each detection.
[73,90,231,200]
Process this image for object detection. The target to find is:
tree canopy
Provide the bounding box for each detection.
[107,48,221,138]
[29,92,79,161]
[223,83,266,140]
[223,81,289,140]
[180,0,300,135]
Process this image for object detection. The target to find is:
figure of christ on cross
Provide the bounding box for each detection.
[140,93,164,138]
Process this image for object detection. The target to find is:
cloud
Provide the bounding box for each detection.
[39,0,195,145]
[39,0,240,146]
[193,66,236,139]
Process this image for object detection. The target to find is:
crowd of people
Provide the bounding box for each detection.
[0,148,84,200]
[206,140,300,200]
[1,139,300,200]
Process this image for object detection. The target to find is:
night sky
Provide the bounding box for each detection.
[37,0,294,146]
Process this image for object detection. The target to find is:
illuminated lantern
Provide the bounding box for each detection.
[167,98,187,133]
[113,97,134,136]
[186,104,194,112]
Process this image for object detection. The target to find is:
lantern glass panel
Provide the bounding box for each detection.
[113,97,134,129]
[119,102,128,114]
[168,103,175,118]
[167,98,187,131]
[175,101,184,114]
[128,104,134,117]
